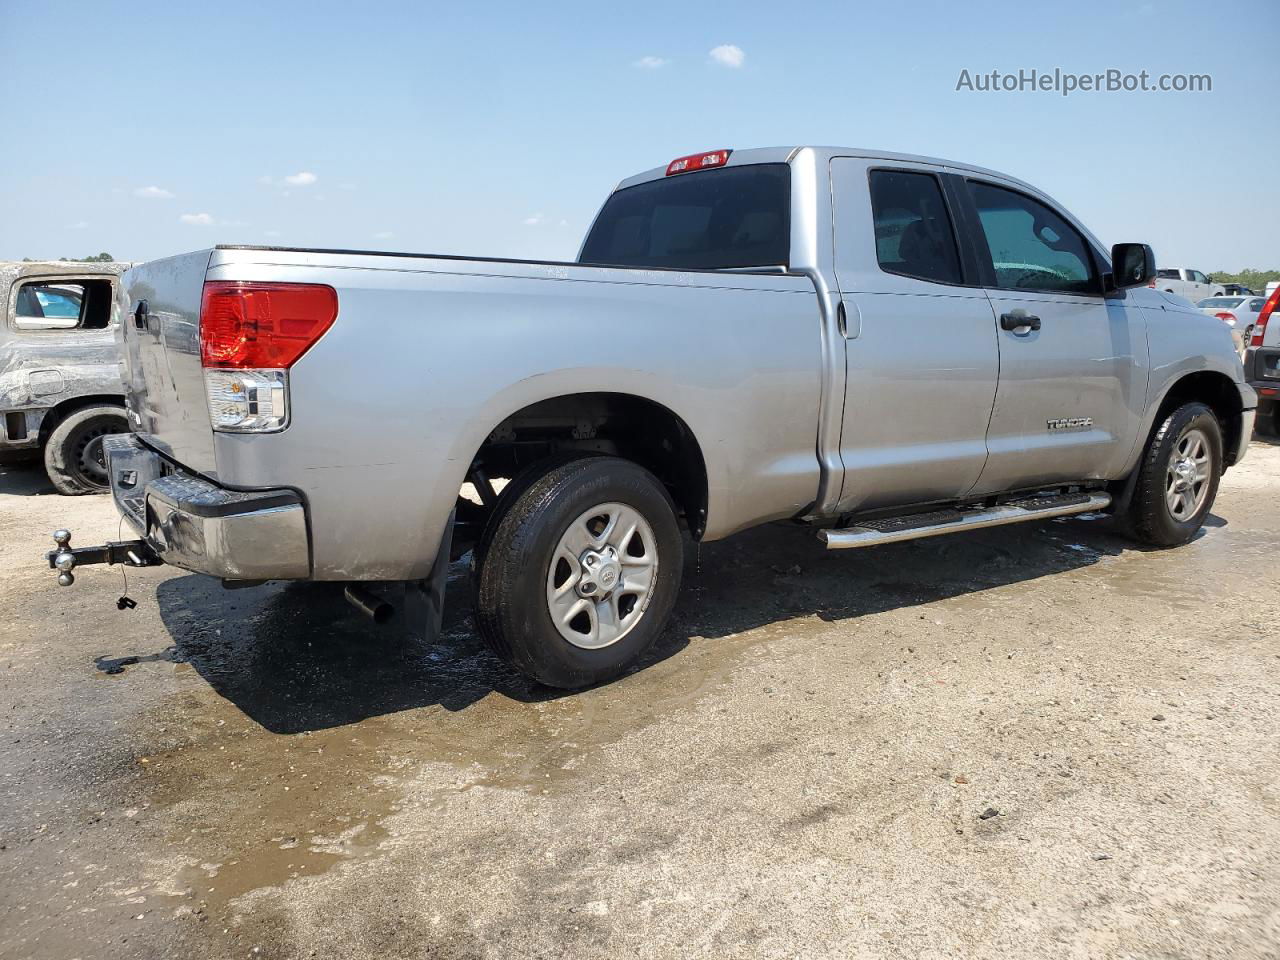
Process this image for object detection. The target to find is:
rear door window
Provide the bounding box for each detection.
[967,182,1097,294]
[867,170,963,285]
[12,279,113,331]
[579,164,790,270]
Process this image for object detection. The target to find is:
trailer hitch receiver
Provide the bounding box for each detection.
[48,529,163,586]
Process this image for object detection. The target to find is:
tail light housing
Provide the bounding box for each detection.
[1214,311,1236,324]
[1251,287,1280,348]
[199,281,337,433]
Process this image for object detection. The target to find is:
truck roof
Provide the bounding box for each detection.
[614,145,1040,194]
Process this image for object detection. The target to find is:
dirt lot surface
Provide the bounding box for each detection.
[2,442,1279,960]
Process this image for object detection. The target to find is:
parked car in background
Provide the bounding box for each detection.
[1244,287,1280,437]
[1267,281,1280,299]
[1,261,129,493]
[1197,295,1267,351]
[1150,267,1226,302]
[46,146,1255,690]
[1221,283,1255,296]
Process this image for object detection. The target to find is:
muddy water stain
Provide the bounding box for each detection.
[123,499,1279,917]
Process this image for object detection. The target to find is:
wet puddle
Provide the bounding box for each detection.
[118,505,1280,917]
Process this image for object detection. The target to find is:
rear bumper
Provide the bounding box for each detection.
[103,434,310,580]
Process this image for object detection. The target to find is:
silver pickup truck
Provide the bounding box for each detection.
[49,146,1255,689]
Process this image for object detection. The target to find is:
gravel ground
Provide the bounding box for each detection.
[2,442,1278,960]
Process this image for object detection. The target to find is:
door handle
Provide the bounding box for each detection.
[1000,312,1041,332]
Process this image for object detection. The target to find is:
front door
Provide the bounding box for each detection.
[959,179,1146,494]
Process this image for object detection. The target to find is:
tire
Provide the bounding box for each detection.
[1126,402,1222,547]
[43,405,128,495]
[473,456,684,689]
[469,452,592,576]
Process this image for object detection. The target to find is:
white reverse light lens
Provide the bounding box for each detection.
[204,369,289,432]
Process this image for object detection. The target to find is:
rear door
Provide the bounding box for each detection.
[959,178,1146,492]
[829,159,999,513]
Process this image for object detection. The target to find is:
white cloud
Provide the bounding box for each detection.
[373,231,395,240]
[179,213,214,226]
[709,44,745,68]
[133,185,174,199]
[523,213,545,226]
[633,55,669,69]
[284,171,318,186]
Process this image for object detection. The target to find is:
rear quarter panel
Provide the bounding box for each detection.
[206,252,823,580]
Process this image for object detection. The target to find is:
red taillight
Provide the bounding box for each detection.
[1214,311,1236,323]
[199,281,338,368]
[666,149,732,176]
[1251,287,1280,347]
[1147,278,1156,287]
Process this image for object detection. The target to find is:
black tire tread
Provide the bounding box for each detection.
[473,456,681,687]
[42,405,127,496]
[475,458,608,666]
[1128,402,1221,547]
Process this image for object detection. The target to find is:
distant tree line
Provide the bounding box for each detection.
[20,252,114,263]
[1209,269,1280,292]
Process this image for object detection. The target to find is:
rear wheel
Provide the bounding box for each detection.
[1126,402,1222,547]
[473,456,683,689]
[43,405,128,495]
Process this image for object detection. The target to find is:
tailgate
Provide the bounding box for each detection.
[120,250,219,477]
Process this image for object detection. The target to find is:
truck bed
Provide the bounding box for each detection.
[120,246,824,580]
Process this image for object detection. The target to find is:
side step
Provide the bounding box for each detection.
[819,491,1112,550]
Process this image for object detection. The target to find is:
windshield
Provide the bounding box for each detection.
[1199,297,1244,308]
[579,164,790,270]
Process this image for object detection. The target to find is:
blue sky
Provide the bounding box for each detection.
[2,0,1276,270]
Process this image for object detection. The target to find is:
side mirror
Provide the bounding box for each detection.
[1111,243,1155,289]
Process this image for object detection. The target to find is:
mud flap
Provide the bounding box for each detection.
[403,509,455,645]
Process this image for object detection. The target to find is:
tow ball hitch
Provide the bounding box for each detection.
[47,529,163,587]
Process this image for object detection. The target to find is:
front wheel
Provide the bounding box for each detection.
[473,456,684,689]
[43,405,128,495]
[1125,402,1222,547]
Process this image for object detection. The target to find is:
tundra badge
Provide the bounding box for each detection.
[1047,417,1093,431]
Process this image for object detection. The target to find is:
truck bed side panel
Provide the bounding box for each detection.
[204,253,823,580]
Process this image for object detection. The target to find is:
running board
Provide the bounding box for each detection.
[819,491,1112,550]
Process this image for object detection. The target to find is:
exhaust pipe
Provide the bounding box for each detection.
[344,584,393,624]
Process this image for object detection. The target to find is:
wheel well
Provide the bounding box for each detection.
[466,393,709,538]
[1155,372,1245,466]
[37,395,126,445]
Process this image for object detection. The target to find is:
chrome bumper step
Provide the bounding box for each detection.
[819,491,1112,550]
